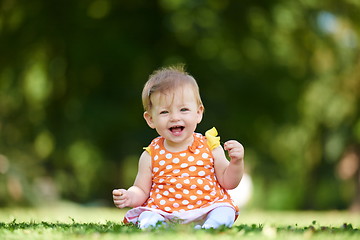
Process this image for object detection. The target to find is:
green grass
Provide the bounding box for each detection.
[1,203,359,240]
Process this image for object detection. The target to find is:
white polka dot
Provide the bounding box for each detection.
[169,188,176,193]
[160,200,166,205]
[170,178,177,183]
[166,165,173,170]
[176,183,182,189]
[159,160,165,166]
[165,207,171,211]
[183,189,189,194]
[153,167,159,172]
[187,205,194,209]
[204,196,211,200]
[175,194,182,199]
[183,179,190,184]
[202,153,209,158]
[173,203,179,208]
[190,185,197,189]
[197,179,203,184]
[159,178,165,183]
[159,171,164,176]
[189,166,197,172]
[156,194,162,199]
[163,191,169,196]
[160,150,165,154]
[154,145,160,149]
[172,158,180,164]
[187,156,195,162]
[158,185,164,189]
[173,169,180,174]
[196,160,204,165]
[204,185,211,190]
[181,163,188,168]
[181,173,189,177]
[155,189,159,193]
[190,195,197,200]
[196,200,202,205]
[198,171,206,176]
[182,200,189,205]
[180,153,186,157]
[166,153,172,159]
[197,190,203,195]
[194,149,200,154]
[154,155,159,160]
[169,198,175,201]
[210,191,216,196]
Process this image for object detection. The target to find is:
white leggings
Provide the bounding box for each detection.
[138,211,166,229]
[201,206,236,229]
[138,207,235,229]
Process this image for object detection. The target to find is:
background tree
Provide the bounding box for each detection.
[0,0,359,209]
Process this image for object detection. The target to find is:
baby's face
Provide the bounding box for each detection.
[144,85,204,150]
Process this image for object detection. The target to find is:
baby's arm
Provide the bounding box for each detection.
[113,150,152,208]
[213,140,244,189]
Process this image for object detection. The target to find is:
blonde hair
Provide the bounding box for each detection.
[142,65,203,111]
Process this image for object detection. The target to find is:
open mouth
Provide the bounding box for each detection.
[169,126,185,134]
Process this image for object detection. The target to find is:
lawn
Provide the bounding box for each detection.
[1,202,359,240]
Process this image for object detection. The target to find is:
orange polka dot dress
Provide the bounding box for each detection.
[124,130,239,225]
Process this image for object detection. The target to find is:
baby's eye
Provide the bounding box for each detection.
[180,108,189,112]
[160,110,169,114]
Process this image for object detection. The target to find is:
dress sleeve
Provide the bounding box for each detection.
[205,127,221,150]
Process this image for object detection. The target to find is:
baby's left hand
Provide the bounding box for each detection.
[224,140,244,163]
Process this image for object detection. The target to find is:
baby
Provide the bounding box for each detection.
[113,65,245,229]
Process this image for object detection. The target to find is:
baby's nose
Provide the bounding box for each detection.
[170,112,181,121]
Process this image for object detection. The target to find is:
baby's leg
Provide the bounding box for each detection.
[201,207,235,229]
[138,211,166,229]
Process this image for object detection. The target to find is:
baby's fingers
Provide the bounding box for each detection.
[224,140,243,151]
[112,189,128,208]
[113,189,123,196]
[224,140,244,161]
[228,149,244,159]
[112,189,126,200]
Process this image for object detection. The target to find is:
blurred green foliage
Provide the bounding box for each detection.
[1,0,360,210]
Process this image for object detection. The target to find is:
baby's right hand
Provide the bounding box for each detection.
[112,189,130,209]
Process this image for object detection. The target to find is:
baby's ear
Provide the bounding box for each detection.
[197,105,204,123]
[144,111,155,129]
